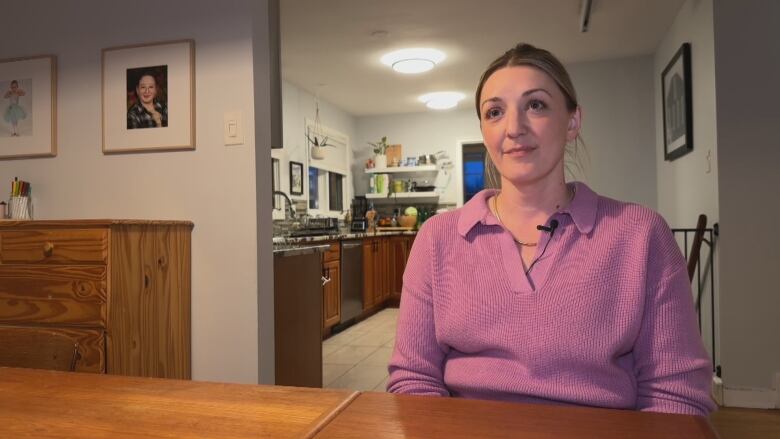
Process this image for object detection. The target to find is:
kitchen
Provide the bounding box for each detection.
[271,0,675,392]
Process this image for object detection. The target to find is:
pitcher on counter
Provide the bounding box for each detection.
[387,43,716,417]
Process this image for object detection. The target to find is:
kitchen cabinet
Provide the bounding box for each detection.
[362,239,376,310]
[362,238,392,311]
[274,243,329,388]
[390,235,415,300]
[322,242,341,333]
[0,220,192,378]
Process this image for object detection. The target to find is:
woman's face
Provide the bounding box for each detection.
[136,75,157,105]
[10,82,18,91]
[479,66,580,187]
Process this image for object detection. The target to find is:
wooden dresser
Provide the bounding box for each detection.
[0,220,192,379]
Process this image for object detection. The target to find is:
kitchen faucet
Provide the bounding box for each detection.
[273,191,296,220]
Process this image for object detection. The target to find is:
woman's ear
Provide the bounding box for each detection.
[566,107,582,142]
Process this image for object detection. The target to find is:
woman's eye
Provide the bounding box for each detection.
[484,107,503,119]
[527,99,547,112]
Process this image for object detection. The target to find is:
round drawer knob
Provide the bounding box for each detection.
[43,241,55,256]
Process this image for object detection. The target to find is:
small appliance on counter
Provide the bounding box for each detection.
[350,196,368,232]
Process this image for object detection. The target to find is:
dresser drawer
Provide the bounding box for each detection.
[0,229,108,264]
[0,265,107,326]
[0,325,106,373]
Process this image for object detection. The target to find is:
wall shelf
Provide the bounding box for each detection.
[365,165,438,174]
[365,192,438,201]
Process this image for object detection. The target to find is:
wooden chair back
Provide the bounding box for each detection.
[687,214,708,282]
[0,327,80,372]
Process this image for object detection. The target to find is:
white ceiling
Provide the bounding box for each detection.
[280,0,685,116]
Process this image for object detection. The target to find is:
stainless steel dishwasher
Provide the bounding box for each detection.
[339,239,364,327]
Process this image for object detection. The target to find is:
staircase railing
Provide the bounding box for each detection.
[671,216,719,376]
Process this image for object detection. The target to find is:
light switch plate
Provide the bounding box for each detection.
[224,111,244,146]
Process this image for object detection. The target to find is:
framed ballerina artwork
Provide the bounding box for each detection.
[0,55,57,159]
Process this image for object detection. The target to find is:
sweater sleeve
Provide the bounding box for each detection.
[386,221,450,396]
[634,217,717,416]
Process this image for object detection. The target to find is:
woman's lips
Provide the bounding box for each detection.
[503,145,537,156]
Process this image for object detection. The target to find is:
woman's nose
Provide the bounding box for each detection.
[505,107,527,138]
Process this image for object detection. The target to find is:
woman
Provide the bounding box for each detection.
[127,72,168,129]
[387,43,715,417]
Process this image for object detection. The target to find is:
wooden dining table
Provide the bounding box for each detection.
[0,367,717,438]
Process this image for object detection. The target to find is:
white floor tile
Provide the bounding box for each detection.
[350,331,395,347]
[323,332,352,347]
[323,342,342,357]
[324,345,380,365]
[323,363,353,386]
[359,347,393,366]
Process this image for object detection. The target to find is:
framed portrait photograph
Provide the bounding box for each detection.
[102,40,194,153]
[0,55,56,159]
[661,43,693,161]
[290,161,304,196]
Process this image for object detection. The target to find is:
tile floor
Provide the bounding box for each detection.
[322,307,398,392]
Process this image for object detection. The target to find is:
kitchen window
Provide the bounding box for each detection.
[462,143,487,203]
[309,168,345,215]
[305,120,351,217]
[309,166,320,210]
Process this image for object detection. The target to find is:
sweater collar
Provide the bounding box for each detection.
[456,181,598,237]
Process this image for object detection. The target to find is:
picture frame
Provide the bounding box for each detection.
[0,55,56,159]
[289,161,304,196]
[102,39,195,153]
[661,43,693,161]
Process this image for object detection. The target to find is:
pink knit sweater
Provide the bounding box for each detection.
[387,182,715,416]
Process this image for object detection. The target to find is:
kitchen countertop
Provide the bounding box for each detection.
[273,230,416,245]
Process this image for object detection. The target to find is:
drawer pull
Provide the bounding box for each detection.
[43,241,55,256]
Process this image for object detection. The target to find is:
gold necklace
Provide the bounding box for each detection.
[492,195,538,247]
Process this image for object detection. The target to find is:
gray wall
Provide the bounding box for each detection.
[654,0,719,228]
[713,0,780,392]
[654,0,720,382]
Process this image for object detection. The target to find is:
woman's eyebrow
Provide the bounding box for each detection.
[480,96,502,109]
[522,88,552,97]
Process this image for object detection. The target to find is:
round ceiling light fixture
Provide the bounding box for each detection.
[418,91,465,110]
[381,48,446,74]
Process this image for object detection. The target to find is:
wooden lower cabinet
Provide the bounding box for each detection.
[322,259,341,331]
[390,235,415,299]
[322,242,341,333]
[0,220,192,378]
[362,237,399,312]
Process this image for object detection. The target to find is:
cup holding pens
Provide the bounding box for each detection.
[8,196,32,220]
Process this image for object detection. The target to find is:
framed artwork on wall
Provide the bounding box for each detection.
[102,39,195,153]
[661,42,693,161]
[0,55,56,159]
[289,161,304,196]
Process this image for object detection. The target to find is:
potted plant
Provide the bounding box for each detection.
[307,131,332,160]
[368,136,389,169]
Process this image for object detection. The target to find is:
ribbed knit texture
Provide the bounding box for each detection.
[387,182,716,417]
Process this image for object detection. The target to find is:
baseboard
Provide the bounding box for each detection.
[722,385,778,409]
[712,376,724,406]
